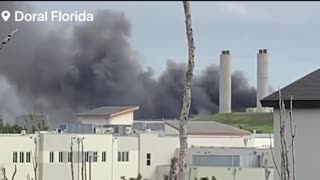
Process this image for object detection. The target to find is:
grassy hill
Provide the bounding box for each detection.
[199,112,274,133]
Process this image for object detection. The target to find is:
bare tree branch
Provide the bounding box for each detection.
[1,167,8,180]
[289,96,296,180]
[269,133,281,178]
[274,89,296,180]
[11,165,17,180]
[32,138,38,180]
[0,29,18,52]
[70,137,75,180]
[1,164,17,180]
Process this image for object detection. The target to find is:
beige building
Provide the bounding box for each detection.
[0,106,273,180]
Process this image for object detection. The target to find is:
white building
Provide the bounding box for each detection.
[261,68,320,180]
[0,106,273,180]
[157,147,274,180]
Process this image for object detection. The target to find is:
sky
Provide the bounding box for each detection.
[29,1,320,90]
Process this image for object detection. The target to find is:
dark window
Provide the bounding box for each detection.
[49,152,54,163]
[117,152,121,162]
[192,155,240,167]
[93,152,98,162]
[85,152,89,162]
[20,152,24,163]
[13,152,17,163]
[26,152,31,163]
[118,151,129,162]
[118,152,129,162]
[102,152,106,162]
[68,152,72,162]
[59,152,63,163]
[146,153,151,166]
[126,152,129,161]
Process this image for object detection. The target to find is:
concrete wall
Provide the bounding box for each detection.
[115,136,139,180]
[0,128,274,180]
[164,124,179,135]
[273,109,320,180]
[184,147,260,168]
[39,133,114,180]
[77,112,134,126]
[139,133,179,180]
[188,136,253,148]
[252,137,274,148]
[110,113,134,125]
[156,166,274,180]
[0,134,38,180]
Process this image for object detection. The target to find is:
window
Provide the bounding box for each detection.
[93,152,98,162]
[85,152,89,162]
[59,152,63,163]
[192,155,240,167]
[13,152,17,163]
[117,152,121,162]
[68,152,72,162]
[102,152,106,162]
[118,151,129,162]
[146,153,151,166]
[19,152,24,163]
[49,152,54,163]
[26,152,31,163]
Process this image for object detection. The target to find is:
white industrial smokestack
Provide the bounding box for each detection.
[219,50,231,113]
[257,49,269,111]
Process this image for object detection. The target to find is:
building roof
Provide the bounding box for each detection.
[132,122,165,131]
[261,68,320,108]
[164,120,251,136]
[76,106,139,117]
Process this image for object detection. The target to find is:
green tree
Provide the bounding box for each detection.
[0,117,23,133]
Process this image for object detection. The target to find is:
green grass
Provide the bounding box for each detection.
[199,112,274,133]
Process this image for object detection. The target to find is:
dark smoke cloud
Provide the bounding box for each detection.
[0,2,256,126]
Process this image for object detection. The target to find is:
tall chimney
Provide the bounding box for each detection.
[257,49,269,111]
[219,50,232,113]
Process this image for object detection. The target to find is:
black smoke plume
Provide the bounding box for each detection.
[0,2,256,126]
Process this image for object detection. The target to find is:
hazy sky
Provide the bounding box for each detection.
[29,1,320,89]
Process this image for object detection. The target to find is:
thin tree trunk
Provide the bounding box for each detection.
[81,139,84,180]
[32,139,38,180]
[84,151,87,180]
[289,96,296,180]
[11,165,17,180]
[1,167,8,180]
[70,138,75,180]
[178,2,196,180]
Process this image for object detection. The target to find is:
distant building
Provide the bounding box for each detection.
[0,106,274,180]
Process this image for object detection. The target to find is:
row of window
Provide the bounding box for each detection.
[13,152,31,163]
[117,152,129,162]
[13,151,151,165]
[48,151,130,163]
[48,151,102,163]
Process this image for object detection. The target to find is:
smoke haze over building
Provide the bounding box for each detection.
[0,2,257,126]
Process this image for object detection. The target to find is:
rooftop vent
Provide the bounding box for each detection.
[21,130,26,135]
[221,50,230,55]
[258,49,268,54]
